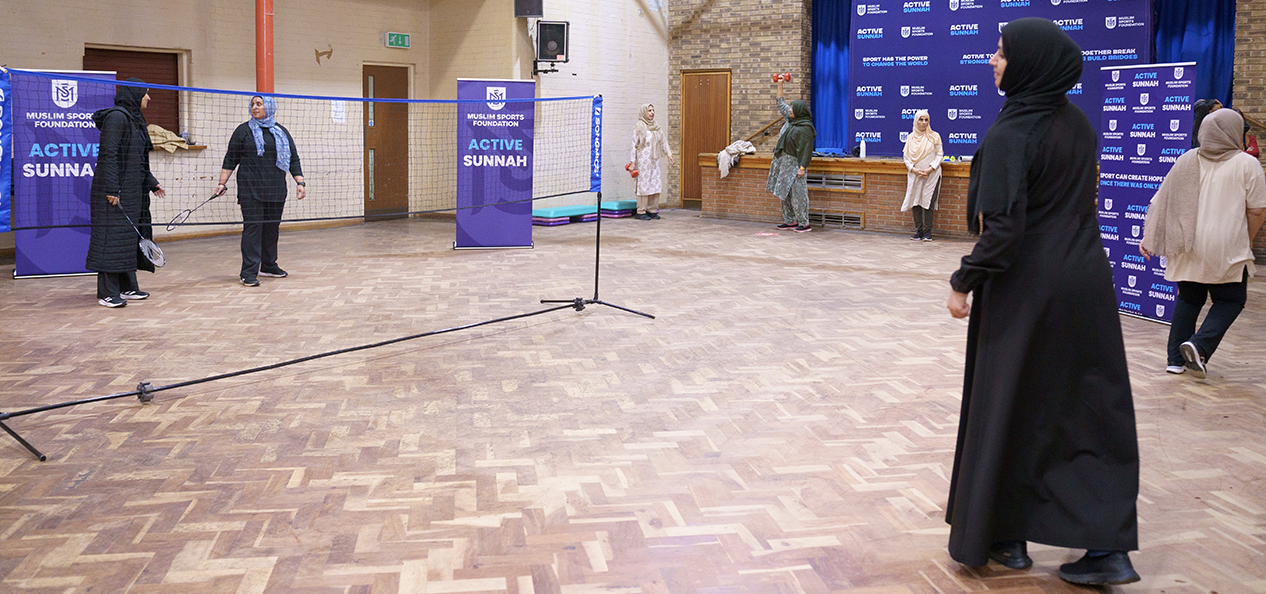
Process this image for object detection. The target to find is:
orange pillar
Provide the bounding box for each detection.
[255,0,274,93]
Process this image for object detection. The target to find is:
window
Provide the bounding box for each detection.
[83,48,180,134]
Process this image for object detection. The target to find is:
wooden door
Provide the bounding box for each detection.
[680,71,731,209]
[363,65,409,219]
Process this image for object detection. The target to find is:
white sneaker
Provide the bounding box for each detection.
[1179,341,1206,379]
[1165,365,1185,374]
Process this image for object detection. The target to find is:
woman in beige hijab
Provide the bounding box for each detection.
[900,110,943,241]
[1141,108,1266,378]
[628,104,674,220]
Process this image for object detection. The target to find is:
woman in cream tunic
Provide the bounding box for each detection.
[901,110,944,240]
[628,104,674,220]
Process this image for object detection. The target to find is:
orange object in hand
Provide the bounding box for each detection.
[625,162,639,178]
[783,73,792,82]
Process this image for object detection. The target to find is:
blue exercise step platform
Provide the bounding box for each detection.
[532,204,599,226]
[600,200,637,218]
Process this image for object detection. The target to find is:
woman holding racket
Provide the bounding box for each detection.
[86,78,166,308]
[216,96,304,286]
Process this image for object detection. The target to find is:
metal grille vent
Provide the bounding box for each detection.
[808,212,865,229]
[806,173,863,191]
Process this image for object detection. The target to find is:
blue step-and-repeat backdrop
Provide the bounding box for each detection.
[1097,63,1196,324]
[849,0,1153,157]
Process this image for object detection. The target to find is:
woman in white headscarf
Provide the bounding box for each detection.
[900,110,943,241]
[1141,107,1266,377]
[628,104,674,220]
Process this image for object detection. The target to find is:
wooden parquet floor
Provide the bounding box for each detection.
[1,213,1264,594]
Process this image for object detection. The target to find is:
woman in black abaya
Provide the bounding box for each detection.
[944,19,1140,586]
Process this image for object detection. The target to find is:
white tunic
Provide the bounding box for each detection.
[630,129,673,196]
[900,146,944,211]
[1163,152,1266,284]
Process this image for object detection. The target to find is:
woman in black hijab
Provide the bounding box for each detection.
[944,19,1140,585]
[86,78,166,307]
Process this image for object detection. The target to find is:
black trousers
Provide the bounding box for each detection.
[239,198,286,279]
[97,271,138,299]
[911,182,940,236]
[1167,267,1248,366]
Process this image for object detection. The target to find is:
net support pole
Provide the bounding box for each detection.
[256,0,274,93]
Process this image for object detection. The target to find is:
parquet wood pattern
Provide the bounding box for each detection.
[0,214,1263,593]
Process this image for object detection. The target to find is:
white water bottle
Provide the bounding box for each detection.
[859,139,867,159]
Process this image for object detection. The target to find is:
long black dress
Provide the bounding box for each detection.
[86,86,158,275]
[945,18,1138,567]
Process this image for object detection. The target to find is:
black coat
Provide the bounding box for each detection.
[946,102,1138,565]
[86,108,158,273]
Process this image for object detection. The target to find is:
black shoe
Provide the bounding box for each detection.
[241,277,260,287]
[1058,552,1140,586]
[988,541,1032,570]
[259,266,288,278]
[649,212,661,219]
[98,296,127,308]
[1179,341,1206,378]
[794,225,811,233]
[777,223,798,230]
[921,233,933,242]
[910,232,923,240]
[120,290,150,300]
[635,213,652,220]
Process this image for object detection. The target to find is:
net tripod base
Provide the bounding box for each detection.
[539,297,655,319]
[0,420,47,461]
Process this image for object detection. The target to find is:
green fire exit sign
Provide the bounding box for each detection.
[386,32,410,49]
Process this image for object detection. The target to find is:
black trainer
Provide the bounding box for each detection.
[649,212,661,219]
[258,266,288,278]
[241,277,260,287]
[988,541,1032,570]
[1058,552,1140,586]
[794,225,811,233]
[98,296,127,308]
[777,223,798,230]
[910,232,923,240]
[120,290,150,300]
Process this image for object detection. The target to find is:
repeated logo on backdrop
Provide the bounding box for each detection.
[1097,63,1195,323]
[849,0,1152,156]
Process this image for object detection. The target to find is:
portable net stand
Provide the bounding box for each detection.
[0,79,655,460]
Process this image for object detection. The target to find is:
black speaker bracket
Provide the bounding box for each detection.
[533,60,560,76]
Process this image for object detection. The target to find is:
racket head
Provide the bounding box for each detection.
[139,239,166,267]
[166,209,193,231]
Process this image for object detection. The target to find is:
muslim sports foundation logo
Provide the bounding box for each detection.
[1139,93,1149,105]
[858,4,866,15]
[1128,275,1137,288]
[901,86,910,97]
[52,80,78,109]
[1170,119,1180,132]
[900,131,910,142]
[1157,304,1166,317]
[1106,16,1117,29]
[902,26,911,38]
[1104,199,1113,210]
[1109,120,1118,131]
[1112,70,1121,82]
[949,0,985,11]
[855,109,864,120]
[486,87,506,111]
[947,109,958,120]
[1174,66,1184,79]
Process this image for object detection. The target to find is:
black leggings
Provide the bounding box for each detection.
[1166,267,1248,365]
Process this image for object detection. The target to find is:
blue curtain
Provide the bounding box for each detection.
[1154,0,1236,107]
[811,1,850,153]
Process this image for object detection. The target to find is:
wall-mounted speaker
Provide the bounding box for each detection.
[515,0,543,18]
[537,21,569,63]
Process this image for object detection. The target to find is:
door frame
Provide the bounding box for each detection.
[362,62,414,219]
[679,69,731,209]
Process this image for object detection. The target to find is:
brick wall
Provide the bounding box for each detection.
[699,156,975,239]
[1234,0,1266,259]
[666,0,813,207]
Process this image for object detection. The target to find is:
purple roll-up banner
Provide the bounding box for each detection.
[849,0,1151,157]
[11,70,116,277]
[455,79,535,249]
[1097,62,1197,324]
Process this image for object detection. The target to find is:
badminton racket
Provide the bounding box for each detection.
[117,203,166,267]
[166,189,224,231]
